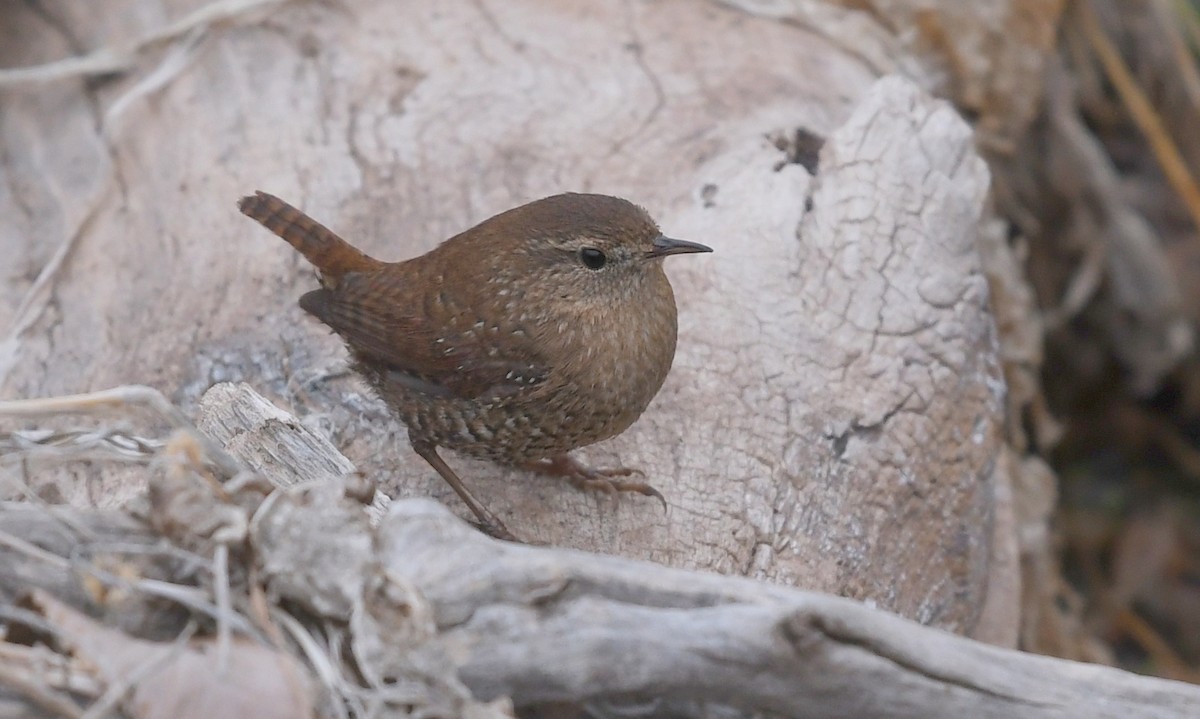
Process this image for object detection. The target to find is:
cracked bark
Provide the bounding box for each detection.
[2,0,1012,643]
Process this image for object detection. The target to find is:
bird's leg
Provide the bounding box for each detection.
[523,454,667,510]
[411,440,519,541]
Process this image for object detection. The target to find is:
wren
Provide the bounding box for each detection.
[238,191,711,539]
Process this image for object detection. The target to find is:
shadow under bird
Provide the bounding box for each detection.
[238,191,711,540]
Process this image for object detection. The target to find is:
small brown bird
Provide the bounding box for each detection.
[238,191,710,539]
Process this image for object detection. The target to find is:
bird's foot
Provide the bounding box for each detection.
[523,454,667,510]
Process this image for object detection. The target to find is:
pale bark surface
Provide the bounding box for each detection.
[2,0,1009,637]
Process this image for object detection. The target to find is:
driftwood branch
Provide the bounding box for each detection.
[2,492,1198,719]
[365,500,1200,719]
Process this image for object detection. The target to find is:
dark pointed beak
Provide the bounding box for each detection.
[647,235,713,258]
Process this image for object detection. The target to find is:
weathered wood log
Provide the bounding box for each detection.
[2,380,1195,717]
[0,0,1019,640]
[372,499,1200,719]
[2,495,1198,719]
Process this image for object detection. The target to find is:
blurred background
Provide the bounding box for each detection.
[984,0,1200,682]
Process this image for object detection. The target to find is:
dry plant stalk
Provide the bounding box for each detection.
[1077,0,1200,236]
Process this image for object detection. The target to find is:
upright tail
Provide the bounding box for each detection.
[237,191,382,281]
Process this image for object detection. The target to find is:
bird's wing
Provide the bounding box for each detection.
[300,273,548,401]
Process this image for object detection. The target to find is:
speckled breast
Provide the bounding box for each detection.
[360,301,679,463]
[365,366,655,464]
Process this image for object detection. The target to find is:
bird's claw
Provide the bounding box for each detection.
[524,455,666,511]
[569,474,667,511]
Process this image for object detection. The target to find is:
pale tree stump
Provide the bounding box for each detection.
[1,0,1021,642]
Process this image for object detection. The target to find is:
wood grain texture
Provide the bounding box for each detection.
[0,0,1014,638]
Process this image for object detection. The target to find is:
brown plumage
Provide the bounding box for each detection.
[238,190,710,539]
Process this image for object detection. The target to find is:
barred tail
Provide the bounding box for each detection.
[237,191,382,279]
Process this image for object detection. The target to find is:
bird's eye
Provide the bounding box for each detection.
[580,247,607,270]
